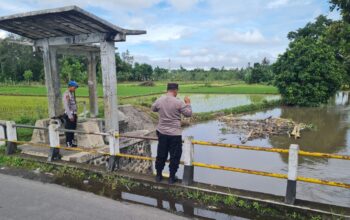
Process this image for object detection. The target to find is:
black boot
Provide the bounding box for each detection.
[168,175,178,184]
[71,140,77,148]
[155,170,163,182]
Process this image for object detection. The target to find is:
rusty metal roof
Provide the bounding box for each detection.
[0,5,146,40]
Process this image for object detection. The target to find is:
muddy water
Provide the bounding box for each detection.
[178,94,280,113]
[52,175,253,220]
[152,92,350,207]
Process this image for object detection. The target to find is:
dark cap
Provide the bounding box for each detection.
[167,83,179,90]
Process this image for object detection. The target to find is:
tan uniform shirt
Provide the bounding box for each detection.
[151,94,192,136]
[63,90,77,119]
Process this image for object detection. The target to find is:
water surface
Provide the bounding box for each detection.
[178,94,280,113]
[152,92,350,207]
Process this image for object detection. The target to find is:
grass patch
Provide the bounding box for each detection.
[167,187,325,220]
[0,83,278,97]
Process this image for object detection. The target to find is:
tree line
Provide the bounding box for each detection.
[0,38,273,85]
[0,0,348,107]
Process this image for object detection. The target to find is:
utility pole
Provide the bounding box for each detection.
[168,58,171,73]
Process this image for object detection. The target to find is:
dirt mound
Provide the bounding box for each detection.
[138,81,155,87]
[219,115,312,144]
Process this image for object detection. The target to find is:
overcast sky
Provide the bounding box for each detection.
[0,0,340,69]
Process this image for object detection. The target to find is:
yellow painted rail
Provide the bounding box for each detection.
[1,138,349,189]
[192,162,350,189]
[192,140,350,160]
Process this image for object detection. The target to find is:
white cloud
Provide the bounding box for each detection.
[178,48,209,57]
[169,0,198,11]
[217,29,266,44]
[0,30,8,39]
[127,25,193,44]
[179,48,192,56]
[266,0,289,9]
[31,0,161,11]
[0,2,31,13]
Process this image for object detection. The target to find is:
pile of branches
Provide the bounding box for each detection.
[219,115,311,144]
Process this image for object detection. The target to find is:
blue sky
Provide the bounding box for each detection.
[0,0,340,69]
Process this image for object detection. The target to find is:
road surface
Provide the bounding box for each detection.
[0,173,189,220]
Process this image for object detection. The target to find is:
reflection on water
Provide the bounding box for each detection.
[177,94,280,113]
[152,91,350,207]
[55,175,252,220]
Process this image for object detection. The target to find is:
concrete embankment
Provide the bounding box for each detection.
[0,154,348,220]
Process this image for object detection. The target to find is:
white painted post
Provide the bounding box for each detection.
[87,52,98,118]
[47,122,60,162]
[285,144,299,204]
[0,123,5,146]
[100,40,119,171]
[100,40,118,132]
[182,136,194,185]
[42,39,62,117]
[5,121,17,155]
[108,131,120,171]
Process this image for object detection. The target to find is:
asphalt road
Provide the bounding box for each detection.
[0,173,189,220]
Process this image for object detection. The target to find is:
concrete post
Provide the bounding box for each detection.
[5,121,17,155]
[100,40,118,132]
[0,123,6,146]
[285,144,299,204]
[47,122,60,162]
[108,131,120,171]
[182,136,194,185]
[87,52,98,118]
[42,39,62,117]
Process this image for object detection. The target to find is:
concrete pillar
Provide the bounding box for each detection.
[47,122,60,162]
[42,39,62,117]
[5,121,17,155]
[285,144,299,204]
[100,40,118,132]
[87,52,98,118]
[0,123,6,146]
[108,131,120,171]
[182,136,194,185]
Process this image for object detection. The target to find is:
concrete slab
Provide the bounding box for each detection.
[19,130,152,163]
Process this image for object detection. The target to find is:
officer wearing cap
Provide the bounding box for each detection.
[62,81,79,147]
[151,83,192,184]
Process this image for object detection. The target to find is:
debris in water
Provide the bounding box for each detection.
[219,115,312,144]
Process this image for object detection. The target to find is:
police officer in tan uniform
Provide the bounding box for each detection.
[62,81,79,147]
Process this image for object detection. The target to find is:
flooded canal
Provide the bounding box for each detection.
[152,92,350,207]
[178,94,280,113]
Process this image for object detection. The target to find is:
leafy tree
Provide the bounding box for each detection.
[273,37,343,106]
[330,0,350,23]
[0,36,43,83]
[324,20,350,85]
[287,15,333,41]
[121,49,134,66]
[154,66,168,80]
[59,56,87,84]
[23,70,33,84]
[244,58,274,84]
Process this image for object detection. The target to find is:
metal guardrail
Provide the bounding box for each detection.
[1,137,349,189]
[0,121,349,205]
[192,140,350,160]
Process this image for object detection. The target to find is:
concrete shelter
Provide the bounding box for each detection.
[0,5,146,133]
